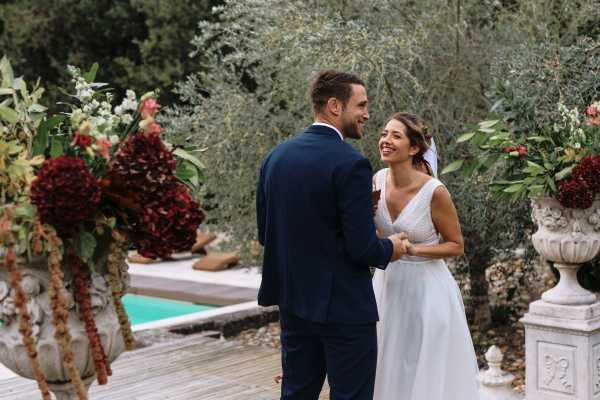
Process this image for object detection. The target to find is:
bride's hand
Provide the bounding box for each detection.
[403,239,416,256]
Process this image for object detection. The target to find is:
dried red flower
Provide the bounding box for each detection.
[4,245,51,400]
[572,155,600,194]
[587,105,598,117]
[30,156,101,236]
[557,178,594,209]
[144,122,162,136]
[106,236,134,351]
[108,132,177,199]
[71,253,111,384]
[132,185,204,259]
[45,229,88,400]
[71,132,93,150]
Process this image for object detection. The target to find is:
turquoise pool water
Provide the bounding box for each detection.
[122,294,217,325]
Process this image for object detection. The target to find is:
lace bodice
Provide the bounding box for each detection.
[373,168,444,262]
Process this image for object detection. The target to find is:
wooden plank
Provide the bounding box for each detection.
[129,275,258,306]
[0,334,329,399]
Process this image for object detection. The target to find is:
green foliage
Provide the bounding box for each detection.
[166,0,426,260]
[489,40,600,134]
[0,56,46,204]
[0,57,47,259]
[0,0,221,110]
[443,40,600,203]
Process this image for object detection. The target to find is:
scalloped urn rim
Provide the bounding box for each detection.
[530,195,600,264]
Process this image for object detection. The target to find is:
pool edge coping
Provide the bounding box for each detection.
[132,300,260,332]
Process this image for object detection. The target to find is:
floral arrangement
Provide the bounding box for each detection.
[0,58,205,399]
[443,101,600,209]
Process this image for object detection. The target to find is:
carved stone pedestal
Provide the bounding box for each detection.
[522,196,600,399]
[522,301,600,400]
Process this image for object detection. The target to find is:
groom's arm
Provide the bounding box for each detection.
[336,157,393,268]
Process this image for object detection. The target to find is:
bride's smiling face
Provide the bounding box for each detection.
[379,119,419,164]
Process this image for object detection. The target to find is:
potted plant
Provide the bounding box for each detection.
[0,58,205,399]
[443,98,600,306]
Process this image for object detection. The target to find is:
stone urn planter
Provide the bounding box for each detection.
[0,252,130,399]
[530,196,600,305]
[522,196,600,400]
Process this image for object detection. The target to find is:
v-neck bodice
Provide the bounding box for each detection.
[374,168,443,261]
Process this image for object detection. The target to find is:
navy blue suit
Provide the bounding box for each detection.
[256,124,394,399]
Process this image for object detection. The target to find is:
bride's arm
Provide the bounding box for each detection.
[405,186,464,259]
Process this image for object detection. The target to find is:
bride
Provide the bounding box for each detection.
[372,112,480,399]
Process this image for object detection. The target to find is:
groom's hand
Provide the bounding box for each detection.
[389,232,409,261]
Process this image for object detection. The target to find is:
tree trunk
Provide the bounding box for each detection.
[466,251,492,328]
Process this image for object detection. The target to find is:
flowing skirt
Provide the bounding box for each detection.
[372,258,480,400]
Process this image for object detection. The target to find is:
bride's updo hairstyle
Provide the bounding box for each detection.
[385,112,433,176]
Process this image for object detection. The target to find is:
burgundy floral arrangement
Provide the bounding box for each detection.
[557,155,600,209]
[0,62,205,399]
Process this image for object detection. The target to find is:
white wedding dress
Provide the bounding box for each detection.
[372,169,480,400]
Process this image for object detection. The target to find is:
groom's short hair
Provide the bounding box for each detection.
[309,70,365,113]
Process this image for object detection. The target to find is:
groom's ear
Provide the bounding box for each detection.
[327,97,343,117]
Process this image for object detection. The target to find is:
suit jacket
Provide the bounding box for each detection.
[256,124,393,323]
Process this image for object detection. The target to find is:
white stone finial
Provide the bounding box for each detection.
[478,345,523,399]
[484,346,505,378]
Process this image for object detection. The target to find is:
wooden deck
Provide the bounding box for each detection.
[129,275,259,306]
[0,334,329,399]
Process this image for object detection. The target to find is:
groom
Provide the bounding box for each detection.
[256,70,407,399]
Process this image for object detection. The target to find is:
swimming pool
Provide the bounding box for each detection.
[122,294,218,326]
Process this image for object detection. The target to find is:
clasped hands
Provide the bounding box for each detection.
[388,232,413,260]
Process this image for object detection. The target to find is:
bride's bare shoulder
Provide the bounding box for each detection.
[431,183,453,208]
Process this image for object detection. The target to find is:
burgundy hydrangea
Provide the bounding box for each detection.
[108,132,177,198]
[132,185,204,259]
[31,156,101,236]
[103,131,204,258]
[572,155,600,193]
[557,178,594,209]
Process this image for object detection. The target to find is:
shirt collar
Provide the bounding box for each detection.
[312,122,344,141]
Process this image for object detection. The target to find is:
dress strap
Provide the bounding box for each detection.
[374,168,388,191]
[422,178,445,206]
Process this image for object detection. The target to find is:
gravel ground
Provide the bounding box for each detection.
[232,320,525,393]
